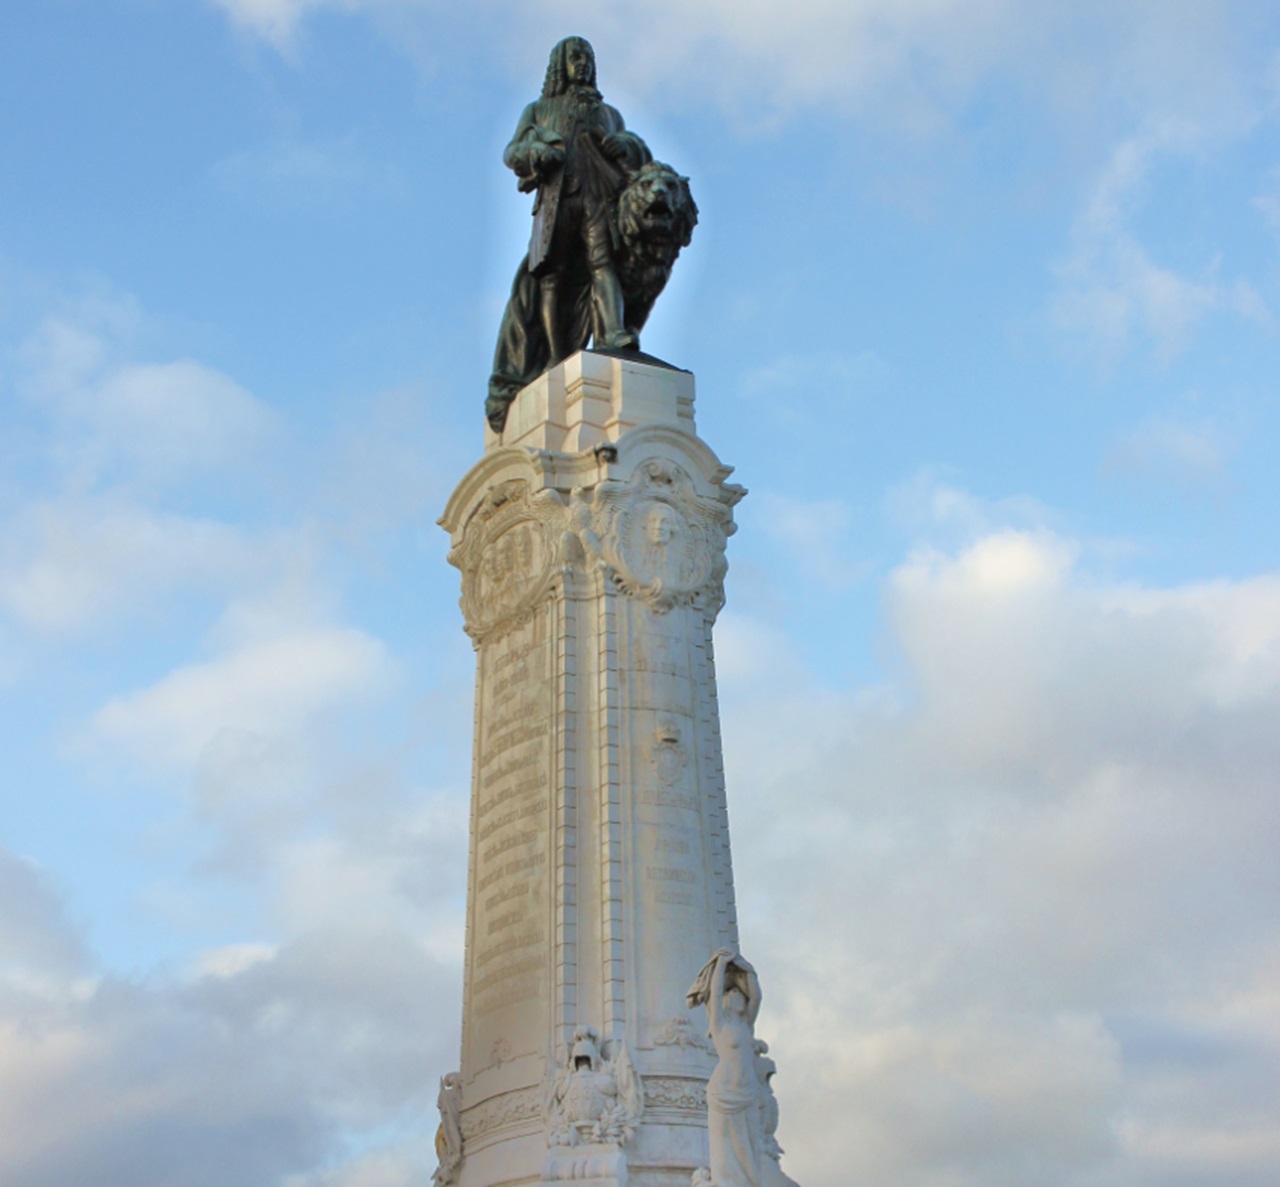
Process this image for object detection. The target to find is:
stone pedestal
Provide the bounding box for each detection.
[438,352,746,1187]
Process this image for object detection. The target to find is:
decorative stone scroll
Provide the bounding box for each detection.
[571,458,741,615]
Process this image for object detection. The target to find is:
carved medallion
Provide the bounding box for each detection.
[571,458,735,614]
[450,480,565,641]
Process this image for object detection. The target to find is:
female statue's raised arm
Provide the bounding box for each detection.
[707,948,729,1033]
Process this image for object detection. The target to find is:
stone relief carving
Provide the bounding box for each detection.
[571,458,739,614]
[459,1085,542,1144]
[649,722,689,787]
[487,1037,513,1069]
[686,950,801,1187]
[431,1072,463,1187]
[543,1025,645,1148]
[654,1015,711,1055]
[642,1076,709,1111]
[450,479,565,641]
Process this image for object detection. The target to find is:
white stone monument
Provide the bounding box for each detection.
[437,351,799,1187]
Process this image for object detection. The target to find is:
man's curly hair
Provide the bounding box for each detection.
[542,36,600,99]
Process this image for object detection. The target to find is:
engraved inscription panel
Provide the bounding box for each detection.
[469,608,553,1068]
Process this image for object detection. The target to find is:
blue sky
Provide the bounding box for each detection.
[2,3,1279,1185]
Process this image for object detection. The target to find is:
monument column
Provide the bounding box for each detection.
[438,351,746,1187]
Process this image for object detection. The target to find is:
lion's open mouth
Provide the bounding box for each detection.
[644,194,674,223]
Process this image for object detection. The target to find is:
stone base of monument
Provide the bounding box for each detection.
[542,1144,628,1185]
[483,349,695,455]
[438,352,798,1187]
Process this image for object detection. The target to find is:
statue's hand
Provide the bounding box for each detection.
[530,141,564,176]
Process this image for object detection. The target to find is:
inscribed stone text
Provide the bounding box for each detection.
[635,786,698,813]
[472,613,552,1017]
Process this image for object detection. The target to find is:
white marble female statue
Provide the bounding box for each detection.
[687,948,764,1187]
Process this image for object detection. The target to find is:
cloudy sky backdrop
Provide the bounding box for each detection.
[2,2,1279,1185]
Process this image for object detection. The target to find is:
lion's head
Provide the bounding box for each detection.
[613,162,697,337]
[617,161,698,253]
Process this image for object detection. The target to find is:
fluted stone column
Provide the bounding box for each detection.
[437,352,746,1187]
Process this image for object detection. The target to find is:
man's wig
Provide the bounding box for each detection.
[542,36,598,98]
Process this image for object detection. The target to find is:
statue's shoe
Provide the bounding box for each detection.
[601,329,639,350]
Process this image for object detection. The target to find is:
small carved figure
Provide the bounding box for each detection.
[488,37,697,432]
[432,1071,464,1187]
[544,1025,644,1148]
[686,950,801,1187]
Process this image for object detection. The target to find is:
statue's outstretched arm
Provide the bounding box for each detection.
[707,950,728,1032]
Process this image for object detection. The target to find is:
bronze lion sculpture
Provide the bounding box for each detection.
[614,161,699,341]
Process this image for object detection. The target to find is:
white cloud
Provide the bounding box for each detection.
[20,305,275,483]
[0,923,455,1187]
[0,293,286,642]
[721,525,1280,1186]
[5,503,1280,1185]
[1051,125,1268,362]
[92,360,275,476]
[209,1,1277,145]
[0,851,91,983]
[269,796,467,959]
[213,0,323,49]
[886,472,1057,545]
[0,497,254,634]
[1104,415,1227,486]
[92,628,393,769]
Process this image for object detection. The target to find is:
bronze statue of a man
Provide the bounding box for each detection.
[487,37,696,432]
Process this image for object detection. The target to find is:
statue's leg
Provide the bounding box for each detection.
[591,265,637,350]
[584,204,637,350]
[487,256,548,433]
[540,272,566,366]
